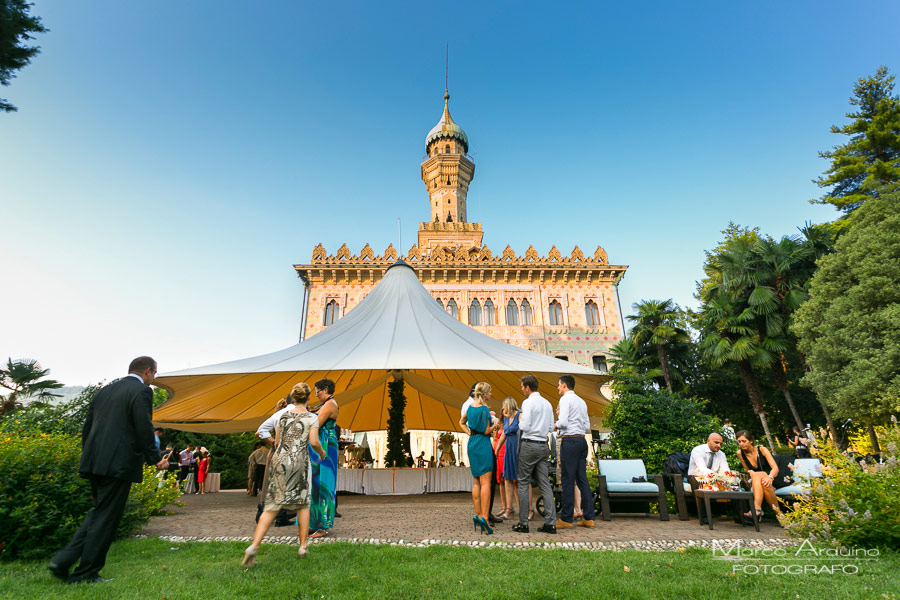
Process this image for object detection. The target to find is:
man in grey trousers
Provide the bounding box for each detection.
[511,374,557,534]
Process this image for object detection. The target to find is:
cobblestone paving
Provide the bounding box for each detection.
[140,490,792,551]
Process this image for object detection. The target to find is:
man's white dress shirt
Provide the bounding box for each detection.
[688,442,731,477]
[519,392,554,442]
[555,390,590,436]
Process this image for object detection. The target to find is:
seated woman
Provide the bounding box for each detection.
[735,430,782,520]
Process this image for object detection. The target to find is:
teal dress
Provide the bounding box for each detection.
[309,417,337,531]
[466,405,493,478]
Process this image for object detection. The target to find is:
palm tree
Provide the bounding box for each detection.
[0,358,64,417]
[697,283,777,451]
[628,299,690,393]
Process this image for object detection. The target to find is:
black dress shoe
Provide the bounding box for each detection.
[47,562,69,582]
[512,523,529,533]
[537,524,557,534]
[488,514,503,524]
[334,511,342,518]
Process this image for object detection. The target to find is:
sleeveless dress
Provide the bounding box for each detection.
[309,416,338,531]
[740,448,773,472]
[264,410,318,511]
[502,412,520,480]
[467,405,493,478]
[495,428,505,484]
[197,457,209,483]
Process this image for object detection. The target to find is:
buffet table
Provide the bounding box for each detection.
[336,467,471,495]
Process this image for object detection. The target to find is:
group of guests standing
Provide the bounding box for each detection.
[461,374,596,535]
[241,378,340,566]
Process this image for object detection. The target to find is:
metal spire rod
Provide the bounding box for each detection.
[445,43,448,91]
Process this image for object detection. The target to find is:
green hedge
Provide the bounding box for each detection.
[0,432,181,561]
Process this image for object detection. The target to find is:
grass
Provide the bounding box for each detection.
[0,538,897,599]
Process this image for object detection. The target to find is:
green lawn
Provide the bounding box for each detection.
[0,538,897,599]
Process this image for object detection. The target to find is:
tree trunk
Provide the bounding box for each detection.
[737,360,776,452]
[818,399,838,445]
[771,360,805,431]
[656,343,673,392]
[868,424,881,456]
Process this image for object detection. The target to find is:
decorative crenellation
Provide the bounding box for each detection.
[308,242,611,266]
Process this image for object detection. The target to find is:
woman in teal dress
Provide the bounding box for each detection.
[466,382,498,534]
[309,378,339,539]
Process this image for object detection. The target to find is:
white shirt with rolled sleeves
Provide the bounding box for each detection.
[519,391,554,442]
[256,406,292,441]
[688,442,731,477]
[555,390,590,436]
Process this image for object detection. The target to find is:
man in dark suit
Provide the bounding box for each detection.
[49,356,167,584]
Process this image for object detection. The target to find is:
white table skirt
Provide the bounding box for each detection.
[205,472,221,493]
[336,467,469,495]
[425,467,472,493]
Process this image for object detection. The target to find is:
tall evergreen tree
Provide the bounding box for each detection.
[793,190,900,429]
[0,0,47,112]
[815,66,900,214]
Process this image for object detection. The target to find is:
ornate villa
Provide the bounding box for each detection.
[293,90,627,370]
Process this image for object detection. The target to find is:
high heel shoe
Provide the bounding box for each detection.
[473,515,479,531]
[241,545,258,567]
[477,516,494,535]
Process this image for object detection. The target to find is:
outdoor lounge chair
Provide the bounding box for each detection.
[774,457,822,503]
[595,459,669,521]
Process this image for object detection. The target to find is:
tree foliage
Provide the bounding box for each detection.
[815,66,900,213]
[0,357,63,417]
[604,377,720,474]
[627,299,691,393]
[0,0,47,113]
[384,379,407,467]
[793,190,900,422]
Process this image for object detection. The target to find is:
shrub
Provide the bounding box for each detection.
[0,433,181,560]
[604,383,719,474]
[781,425,900,550]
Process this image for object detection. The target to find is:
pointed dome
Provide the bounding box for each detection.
[425,90,468,153]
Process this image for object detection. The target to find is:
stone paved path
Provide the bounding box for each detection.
[141,490,791,550]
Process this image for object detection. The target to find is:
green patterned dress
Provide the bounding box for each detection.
[263,410,319,511]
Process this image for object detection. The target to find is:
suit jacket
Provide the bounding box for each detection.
[79,375,161,483]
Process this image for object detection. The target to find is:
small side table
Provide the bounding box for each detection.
[694,489,759,531]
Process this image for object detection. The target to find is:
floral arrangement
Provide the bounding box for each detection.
[438,432,457,448]
[697,470,742,490]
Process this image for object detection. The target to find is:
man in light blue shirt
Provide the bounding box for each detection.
[512,374,557,534]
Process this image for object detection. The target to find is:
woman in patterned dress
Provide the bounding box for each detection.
[309,378,339,539]
[242,383,323,566]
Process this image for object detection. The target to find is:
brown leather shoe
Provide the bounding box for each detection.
[555,519,573,529]
[577,519,595,528]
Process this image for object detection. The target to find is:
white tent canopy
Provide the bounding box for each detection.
[153,261,610,433]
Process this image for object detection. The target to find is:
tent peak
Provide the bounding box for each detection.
[386,258,412,272]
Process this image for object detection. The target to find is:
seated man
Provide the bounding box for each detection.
[689,433,731,477]
[688,433,731,523]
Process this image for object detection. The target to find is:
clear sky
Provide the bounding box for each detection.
[1,1,897,386]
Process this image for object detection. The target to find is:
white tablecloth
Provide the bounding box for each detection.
[205,472,221,493]
[425,467,472,493]
[336,468,469,495]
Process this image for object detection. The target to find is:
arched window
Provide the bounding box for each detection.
[506,299,519,325]
[483,299,496,325]
[592,354,608,374]
[520,299,533,325]
[447,298,458,319]
[469,299,482,326]
[445,144,451,154]
[436,297,444,309]
[585,300,600,326]
[548,300,563,326]
[555,354,569,362]
[323,300,340,326]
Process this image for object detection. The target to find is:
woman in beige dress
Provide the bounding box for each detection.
[242,383,324,566]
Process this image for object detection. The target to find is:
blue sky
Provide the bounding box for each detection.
[2,1,897,386]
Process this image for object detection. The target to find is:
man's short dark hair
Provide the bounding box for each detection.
[129,356,156,374]
[315,378,335,395]
[559,375,575,390]
[520,374,539,392]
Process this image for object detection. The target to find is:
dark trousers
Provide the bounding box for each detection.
[52,474,131,582]
[252,465,266,496]
[178,465,190,483]
[560,437,595,522]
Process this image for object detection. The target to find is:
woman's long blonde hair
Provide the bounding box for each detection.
[502,396,518,416]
